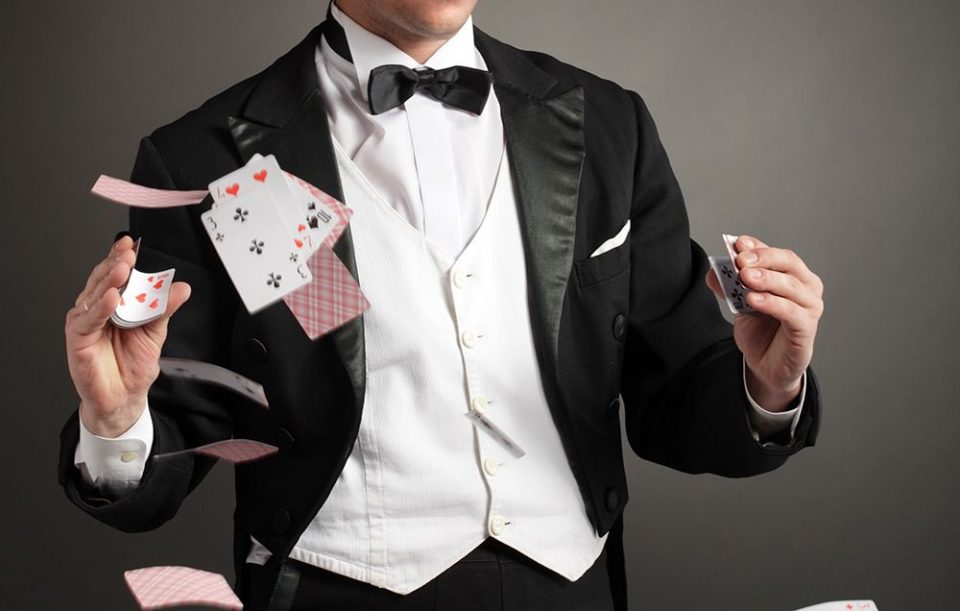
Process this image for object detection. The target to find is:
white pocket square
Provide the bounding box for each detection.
[590,219,630,257]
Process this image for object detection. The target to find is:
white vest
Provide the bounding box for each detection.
[284,137,605,594]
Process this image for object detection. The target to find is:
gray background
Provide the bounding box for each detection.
[1,0,957,609]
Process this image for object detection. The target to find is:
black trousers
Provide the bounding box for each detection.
[241,537,615,611]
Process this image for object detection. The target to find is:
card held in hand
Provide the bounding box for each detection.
[201,189,312,314]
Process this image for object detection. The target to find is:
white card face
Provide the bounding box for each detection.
[111,268,175,328]
[709,255,757,315]
[159,357,268,407]
[201,189,312,314]
[792,602,877,611]
[209,155,317,255]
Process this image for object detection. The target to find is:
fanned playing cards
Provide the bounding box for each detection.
[90,153,370,338]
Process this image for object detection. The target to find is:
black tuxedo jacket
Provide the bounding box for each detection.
[58,21,821,610]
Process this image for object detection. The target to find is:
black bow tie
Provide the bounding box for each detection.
[367,64,492,115]
[321,6,493,116]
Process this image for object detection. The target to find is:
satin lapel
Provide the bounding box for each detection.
[228,87,367,415]
[495,82,585,399]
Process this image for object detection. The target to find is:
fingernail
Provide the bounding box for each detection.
[740,237,755,249]
[742,252,758,264]
[752,292,766,303]
[747,269,762,279]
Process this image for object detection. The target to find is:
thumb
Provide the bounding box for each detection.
[141,282,192,344]
[162,282,192,320]
[704,268,724,299]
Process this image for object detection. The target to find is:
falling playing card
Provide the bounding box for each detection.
[159,357,268,408]
[792,602,878,611]
[91,175,208,208]
[194,439,279,463]
[201,189,313,314]
[111,267,176,329]
[123,566,242,610]
[153,439,279,465]
[210,154,320,256]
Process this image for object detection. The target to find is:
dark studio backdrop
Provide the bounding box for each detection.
[1,1,958,609]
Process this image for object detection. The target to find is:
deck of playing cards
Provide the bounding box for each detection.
[203,154,340,314]
[111,267,176,329]
[708,233,760,316]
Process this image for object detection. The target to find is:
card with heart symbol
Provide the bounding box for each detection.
[209,154,324,256]
[201,188,313,314]
[110,267,176,329]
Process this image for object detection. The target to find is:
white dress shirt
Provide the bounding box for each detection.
[73,1,805,590]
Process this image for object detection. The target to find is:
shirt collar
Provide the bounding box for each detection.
[328,2,481,102]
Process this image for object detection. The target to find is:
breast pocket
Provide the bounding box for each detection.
[574,241,630,288]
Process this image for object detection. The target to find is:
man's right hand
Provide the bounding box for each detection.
[65,236,192,438]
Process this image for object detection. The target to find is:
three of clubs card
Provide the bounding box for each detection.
[203,155,318,314]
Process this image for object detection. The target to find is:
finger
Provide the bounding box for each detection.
[736,246,816,283]
[734,234,768,252]
[745,290,818,335]
[704,268,724,299]
[738,267,821,310]
[69,285,121,337]
[76,247,137,307]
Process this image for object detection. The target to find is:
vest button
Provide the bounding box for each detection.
[246,338,268,363]
[489,515,506,536]
[604,487,619,511]
[471,395,489,414]
[452,268,469,289]
[272,507,291,535]
[460,330,478,349]
[612,313,627,341]
[483,457,499,476]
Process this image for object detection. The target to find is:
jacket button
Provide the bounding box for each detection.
[272,508,290,535]
[604,487,619,511]
[612,313,627,340]
[246,338,268,363]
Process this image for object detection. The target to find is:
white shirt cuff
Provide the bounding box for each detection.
[742,357,806,444]
[73,401,154,495]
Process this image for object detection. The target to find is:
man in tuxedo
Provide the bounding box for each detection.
[61,1,825,609]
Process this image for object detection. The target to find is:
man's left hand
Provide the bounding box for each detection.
[706,234,824,412]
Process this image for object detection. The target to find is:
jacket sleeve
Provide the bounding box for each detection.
[619,92,821,477]
[57,136,237,532]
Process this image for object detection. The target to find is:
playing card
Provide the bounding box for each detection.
[153,439,279,464]
[159,357,268,407]
[708,255,758,315]
[123,566,242,610]
[792,602,878,611]
[209,154,319,255]
[91,175,207,208]
[201,189,312,314]
[722,233,742,266]
[111,267,176,329]
[194,439,279,463]
[465,411,526,459]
